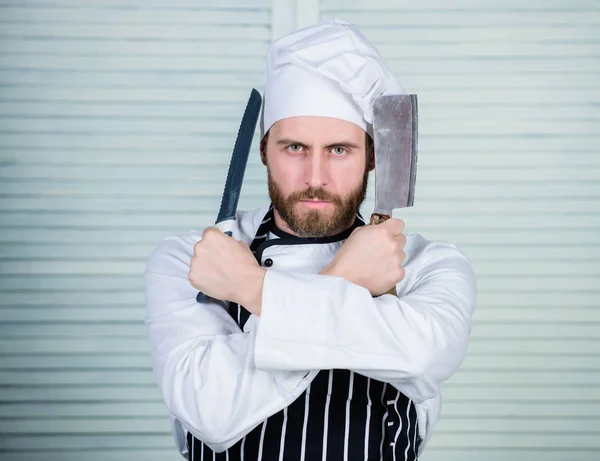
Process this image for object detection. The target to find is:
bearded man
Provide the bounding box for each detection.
[145,18,476,461]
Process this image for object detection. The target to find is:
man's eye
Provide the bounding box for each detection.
[332,147,346,155]
[288,145,302,152]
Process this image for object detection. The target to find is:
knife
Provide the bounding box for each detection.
[196,88,262,303]
[370,93,419,296]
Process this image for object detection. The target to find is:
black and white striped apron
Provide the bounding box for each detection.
[189,206,420,461]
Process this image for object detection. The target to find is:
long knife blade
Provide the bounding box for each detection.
[371,94,418,221]
[215,88,263,228]
[196,88,262,304]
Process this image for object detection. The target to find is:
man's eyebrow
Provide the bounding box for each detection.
[275,138,308,147]
[275,139,361,150]
[323,141,361,150]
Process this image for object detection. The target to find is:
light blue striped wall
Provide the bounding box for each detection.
[319,1,600,460]
[0,1,272,459]
[0,1,599,460]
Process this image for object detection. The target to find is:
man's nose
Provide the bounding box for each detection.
[304,152,328,188]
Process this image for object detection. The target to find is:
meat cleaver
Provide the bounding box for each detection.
[370,94,419,296]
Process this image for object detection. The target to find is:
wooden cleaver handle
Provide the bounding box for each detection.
[369,213,399,298]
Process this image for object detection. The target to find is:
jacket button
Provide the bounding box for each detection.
[263,258,273,267]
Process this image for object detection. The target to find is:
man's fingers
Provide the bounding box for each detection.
[379,217,405,235]
[395,233,407,247]
[202,226,219,237]
[195,227,224,254]
[202,226,228,242]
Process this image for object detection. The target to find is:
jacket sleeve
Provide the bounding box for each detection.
[254,236,477,403]
[144,232,316,453]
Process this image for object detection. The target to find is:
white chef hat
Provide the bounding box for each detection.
[260,17,404,139]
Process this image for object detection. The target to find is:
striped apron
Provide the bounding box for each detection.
[189,206,420,461]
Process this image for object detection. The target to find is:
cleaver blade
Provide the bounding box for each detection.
[370,93,418,225]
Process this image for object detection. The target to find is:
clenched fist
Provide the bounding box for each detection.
[188,227,266,315]
[321,218,406,296]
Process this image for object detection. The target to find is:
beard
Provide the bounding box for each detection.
[267,167,369,238]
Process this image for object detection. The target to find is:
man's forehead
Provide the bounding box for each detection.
[270,116,366,141]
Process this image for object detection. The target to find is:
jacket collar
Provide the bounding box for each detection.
[252,204,366,262]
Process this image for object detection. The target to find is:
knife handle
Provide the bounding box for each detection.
[369,213,399,298]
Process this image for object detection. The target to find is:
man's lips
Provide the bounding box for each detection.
[298,199,332,208]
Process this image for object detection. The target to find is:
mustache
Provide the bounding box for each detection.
[288,187,343,204]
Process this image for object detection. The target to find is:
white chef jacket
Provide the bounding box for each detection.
[144,204,477,458]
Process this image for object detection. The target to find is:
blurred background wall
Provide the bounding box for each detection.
[0,0,598,460]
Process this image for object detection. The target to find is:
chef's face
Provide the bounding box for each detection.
[261,116,375,238]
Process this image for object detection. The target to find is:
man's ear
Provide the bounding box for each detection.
[367,148,375,172]
[259,137,268,166]
[366,134,375,172]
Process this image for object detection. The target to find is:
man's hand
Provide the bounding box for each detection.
[188,227,266,315]
[321,218,406,296]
